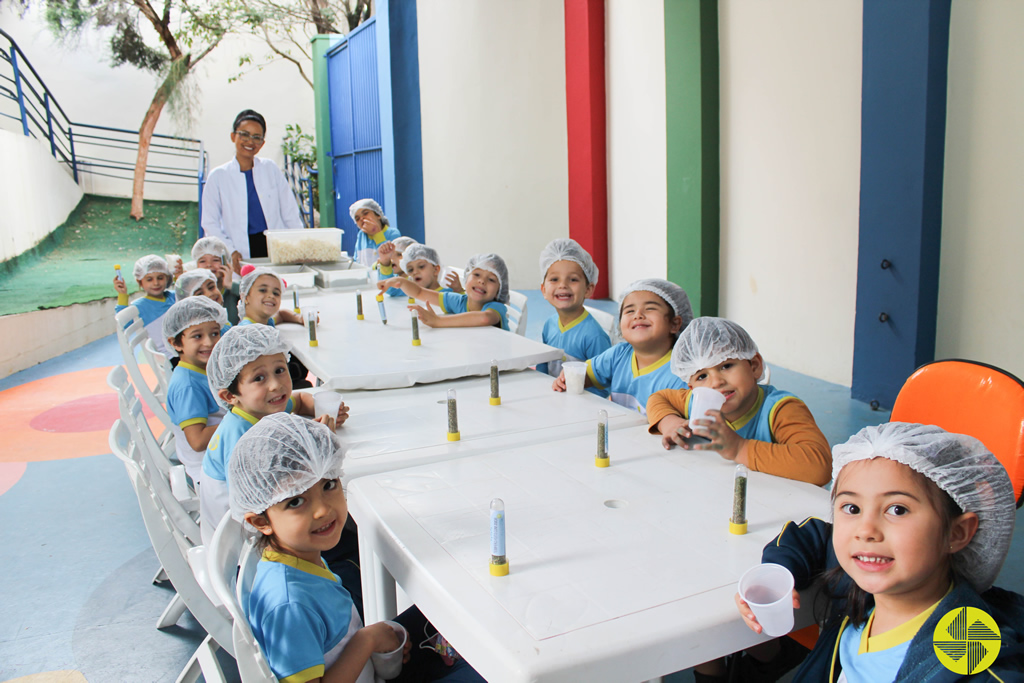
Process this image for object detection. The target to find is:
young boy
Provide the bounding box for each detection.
[191,235,239,323]
[553,279,691,413]
[114,254,177,354]
[536,238,611,387]
[647,316,831,486]
[349,198,402,269]
[380,235,418,297]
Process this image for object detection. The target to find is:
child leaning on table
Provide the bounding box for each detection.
[553,279,691,413]
[401,244,462,294]
[381,236,418,298]
[113,254,177,354]
[230,413,487,683]
[736,423,1024,682]
[349,198,402,269]
[535,238,611,387]
[378,253,511,331]
[647,317,831,486]
[199,324,349,546]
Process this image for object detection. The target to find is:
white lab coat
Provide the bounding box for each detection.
[201,157,304,258]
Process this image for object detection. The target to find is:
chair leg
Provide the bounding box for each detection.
[156,592,188,629]
[175,634,225,683]
[153,566,168,584]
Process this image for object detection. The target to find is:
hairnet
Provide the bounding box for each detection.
[206,324,291,411]
[671,317,758,381]
[393,236,417,253]
[133,255,172,282]
[162,295,228,341]
[191,236,230,264]
[539,238,599,285]
[402,244,440,268]
[238,267,284,319]
[175,268,217,299]
[228,413,345,522]
[348,198,389,227]
[832,422,1016,593]
[619,279,693,328]
[465,253,510,304]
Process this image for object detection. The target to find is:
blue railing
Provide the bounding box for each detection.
[283,154,317,228]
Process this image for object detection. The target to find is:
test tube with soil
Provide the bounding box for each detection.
[446,388,460,441]
[730,464,748,535]
[356,290,364,320]
[489,360,500,405]
[595,409,610,467]
[489,498,508,576]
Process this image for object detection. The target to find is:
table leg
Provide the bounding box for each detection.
[376,560,397,620]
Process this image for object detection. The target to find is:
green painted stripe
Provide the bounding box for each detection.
[664,0,720,317]
[312,35,339,227]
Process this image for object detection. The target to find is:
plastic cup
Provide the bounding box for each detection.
[563,361,587,395]
[370,621,407,680]
[313,390,344,420]
[689,387,727,431]
[738,563,795,637]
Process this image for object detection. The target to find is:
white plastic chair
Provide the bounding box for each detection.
[115,306,174,437]
[209,514,279,683]
[144,337,174,400]
[583,305,617,339]
[507,290,529,337]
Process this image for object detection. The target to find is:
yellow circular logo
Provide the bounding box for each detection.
[933,607,1001,675]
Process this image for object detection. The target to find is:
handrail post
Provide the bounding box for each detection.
[10,46,30,137]
[68,125,79,183]
[197,140,205,238]
[44,92,56,157]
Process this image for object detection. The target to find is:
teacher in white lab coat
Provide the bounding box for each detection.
[201,110,304,273]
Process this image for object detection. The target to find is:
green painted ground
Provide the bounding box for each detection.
[0,195,197,316]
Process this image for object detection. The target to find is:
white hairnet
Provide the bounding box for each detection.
[348,198,389,227]
[191,236,230,264]
[539,238,599,285]
[671,317,758,381]
[393,236,417,253]
[228,413,345,522]
[619,279,693,329]
[133,255,172,282]
[206,325,291,411]
[238,267,284,319]
[465,253,510,304]
[402,244,440,268]
[175,268,217,299]
[832,422,1016,593]
[162,295,228,341]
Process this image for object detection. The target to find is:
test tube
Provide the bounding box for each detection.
[306,310,318,347]
[446,388,460,441]
[595,409,610,467]
[729,464,749,535]
[356,290,364,320]
[411,309,421,346]
[489,359,501,405]
[376,293,388,325]
[408,296,416,305]
[489,498,509,576]
[114,264,123,281]
[292,289,301,315]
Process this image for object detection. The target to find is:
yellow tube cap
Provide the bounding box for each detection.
[412,339,421,346]
[489,397,501,406]
[357,314,364,320]
[729,521,748,535]
[376,294,384,302]
[489,561,509,576]
[447,432,460,441]
[595,456,610,468]
[309,340,318,347]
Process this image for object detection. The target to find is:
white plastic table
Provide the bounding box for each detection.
[348,425,831,683]
[335,370,648,480]
[276,291,562,390]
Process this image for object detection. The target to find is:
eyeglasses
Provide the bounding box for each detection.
[234,131,265,143]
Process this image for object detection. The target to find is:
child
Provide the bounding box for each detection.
[379,253,511,331]
[161,297,227,486]
[191,235,239,323]
[535,238,611,385]
[236,267,301,327]
[114,254,177,354]
[737,423,1023,682]
[647,316,832,486]
[400,244,447,293]
[175,268,225,307]
[553,278,691,413]
[349,198,402,269]
[229,413,485,683]
[200,324,349,545]
[381,236,418,297]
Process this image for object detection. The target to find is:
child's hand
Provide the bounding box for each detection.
[172,259,184,279]
[366,621,402,653]
[735,590,800,634]
[231,251,243,274]
[214,263,233,289]
[377,277,400,293]
[443,271,464,293]
[552,371,567,392]
[377,241,396,265]
[689,409,745,461]
[335,401,350,428]
[315,414,337,432]
[411,303,440,327]
[402,627,413,662]
[657,415,690,449]
[113,276,128,295]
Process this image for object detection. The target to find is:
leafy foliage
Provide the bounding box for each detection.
[282,123,318,209]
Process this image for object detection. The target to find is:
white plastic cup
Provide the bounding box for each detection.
[563,361,587,395]
[738,563,795,637]
[313,390,344,420]
[689,387,727,432]
[370,620,407,680]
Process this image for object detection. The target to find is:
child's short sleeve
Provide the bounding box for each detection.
[166,370,218,428]
[482,301,509,330]
[439,292,467,315]
[587,344,621,390]
[259,603,329,682]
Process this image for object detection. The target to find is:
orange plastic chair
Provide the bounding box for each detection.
[890,359,1024,508]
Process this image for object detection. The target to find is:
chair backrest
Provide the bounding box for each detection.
[891,359,1024,508]
[583,305,616,339]
[209,514,279,682]
[108,366,175,478]
[506,290,528,337]
[144,337,174,400]
[115,306,173,431]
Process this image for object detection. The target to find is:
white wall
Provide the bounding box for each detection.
[0,130,83,261]
[0,5,315,203]
[605,0,667,296]
[416,1,568,290]
[936,1,1024,380]
[718,0,862,386]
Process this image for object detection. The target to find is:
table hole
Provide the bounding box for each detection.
[604,499,627,509]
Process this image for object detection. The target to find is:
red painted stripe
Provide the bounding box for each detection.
[564,0,609,299]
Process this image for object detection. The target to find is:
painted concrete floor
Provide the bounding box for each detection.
[1,290,1020,683]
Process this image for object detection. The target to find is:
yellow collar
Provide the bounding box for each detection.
[231,406,261,425]
[179,361,207,375]
[370,230,387,245]
[860,584,952,653]
[632,349,673,378]
[726,386,765,432]
[144,294,166,302]
[558,310,590,334]
[262,549,336,581]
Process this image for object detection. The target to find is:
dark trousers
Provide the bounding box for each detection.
[248,231,268,258]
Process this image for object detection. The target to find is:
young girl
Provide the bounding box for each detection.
[378,253,510,331]
[176,268,225,306]
[552,278,691,413]
[349,198,402,269]
[191,235,239,323]
[199,324,349,545]
[737,423,1023,682]
[161,297,227,485]
[236,267,301,327]
[229,413,485,683]
[114,254,177,354]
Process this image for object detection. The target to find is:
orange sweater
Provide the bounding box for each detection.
[646,388,832,486]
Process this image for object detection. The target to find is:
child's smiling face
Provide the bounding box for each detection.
[249,477,348,565]
[195,278,224,305]
[196,254,224,271]
[619,291,682,349]
[541,260,594,314]
[245,275,282,322]
[223,352,292,420]
[465,268,500,304]
[353,208,383,236]
[171,320,221,368]
[687,355,763,422]
[138,272,169,297]
[406,258,441,289]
